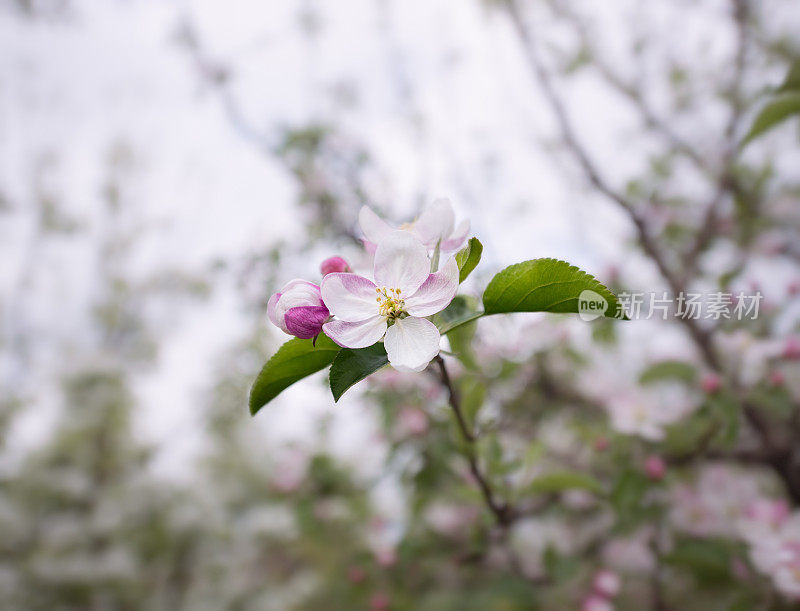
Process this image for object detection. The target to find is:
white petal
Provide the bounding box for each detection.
[323,316,387,348]
[412,198,455,247]
[384,317,440,372]
[279,280,323,309]
[404,257,459,317]
[267,292,288,333]
[321,273,379,322]
[269,280,323,335]
[441,219,470,252]
[373,231,431,295]
[359,206,395,244]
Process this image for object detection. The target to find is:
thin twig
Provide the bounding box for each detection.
[434,355,513,527]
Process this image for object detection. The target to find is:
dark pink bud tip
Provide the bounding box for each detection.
[284,305,330,339]
[320,256,351,276]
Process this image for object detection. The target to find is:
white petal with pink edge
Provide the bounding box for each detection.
[321,273,379,322]
[323,316,388,349]
[412,198,455,246]
[359,206,395,245]
[373,232,430,295]
[440,218,470,252]
[384,317,441,372]
[404,257,459,317]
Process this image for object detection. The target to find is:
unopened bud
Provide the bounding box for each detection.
[644,455,666,481]
[320,256,351,276]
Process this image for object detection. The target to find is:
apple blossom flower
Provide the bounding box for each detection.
[267,280,330,339]
[670,464,762,537]
[321,231,459,372]
[320,256,350,276]
[744,499,789,529]
[359,198,469,254]
[606,391,684,441]
[748,513,800,600]
[592,569,621,598]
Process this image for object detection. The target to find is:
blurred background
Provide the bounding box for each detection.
[2,0,800,609]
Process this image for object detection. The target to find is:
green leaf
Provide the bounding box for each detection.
[249,334,340,415]
[433,295,484,336]
[525,470,604,496]
[454,237,483,283]
[777,61,800,93]
[742,92,800,145]
[610,469,653,531]
[329,342,389,402]
[663,538,735,584]
[639,360,698,385]
[482,258,626,319]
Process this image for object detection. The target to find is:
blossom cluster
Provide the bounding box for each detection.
[267,199,468,372]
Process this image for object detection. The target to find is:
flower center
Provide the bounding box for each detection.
[376,286,406,319]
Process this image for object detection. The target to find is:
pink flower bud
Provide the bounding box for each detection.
[644,455,666,481]
[348,566,366,584]
[267,280,329,339]
[783,337,800,361]
[320,256,351,276]
[592,569,621,598]
[788,281,800,297]
[594,437,610,452]
[370,592,390,611]
[374,547,396,568]
[701,373,721,394]
[582,594,614,611]
[769,370,785,387]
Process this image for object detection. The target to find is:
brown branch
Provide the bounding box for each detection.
[504,0,795,498]
[434,355,514,527]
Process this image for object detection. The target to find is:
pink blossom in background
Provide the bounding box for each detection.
[783,337,800,361]
[700,372,721,394]
[769,370,785,387]
[670,465,763,537]
[644,455,666,481]
[581,594,614,611]
[748,514,800,599]
[347,566,366,584]
[369,592,390,611]
[592,569,621,597]
[397,407,429,437]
